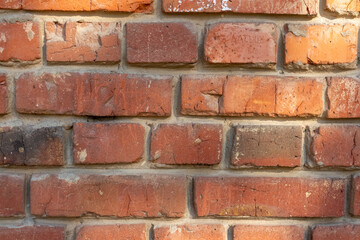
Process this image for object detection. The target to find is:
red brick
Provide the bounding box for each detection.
[0,0,21,9]
[73,123,145,164]
[312,224,360,240]
[0,74,8,114]
[0,127,64,166]
[0,174,24,217]
[163,0,317,15]
[351,176,360,215]
[194,176,345,217]
[46,22,121,63]
[154,225,225,240]
[16,73,172,117]
[326,0,360,15]
[0,22,40,62]
[76,224,146,240]
[309,126,360,167]
[181,75,226,116]
[233,225,305,240]
[231,125,302,167]
[20,0,153,12]
[30,174,186,217]
[204,23,278,67]
[150,124,223,165]
[0,225,64,240]
[326,77,360,118]
[221,76,324,117]
[126,23,198,64]
[285,24,358,69]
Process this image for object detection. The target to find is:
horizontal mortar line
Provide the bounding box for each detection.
[0,167,359,177]
[1,216,360,225]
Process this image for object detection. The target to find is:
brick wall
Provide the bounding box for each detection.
[0,0,360,239]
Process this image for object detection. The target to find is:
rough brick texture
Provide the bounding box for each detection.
[164,0,317,15]
[0,174,24,217]
[73,123,145,164]
[0,74,7,114]
[0,0,153,12]
[182,75,324,117]
[326,0,360,15]
[312,224,360,240]
[16,73,172,117]
[326,77,360,118]
[0,127,64,166]
[0,225,64,240]
[231,125,303,167]
[195,177,345,217]
[30,174,186,217]
[46,22,121,63]
[3,0,360,238]
[205,23,278,67]
[154,225,225,240]
[0,22,40,62]
[76,224,146,240]
[309,126,360,167]
[233,225,305,240]
[150,124,223,165]
[126,23,198,64]
[285,24,358,69]
[351,176,360,215]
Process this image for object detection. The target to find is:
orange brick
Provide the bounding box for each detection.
[195,176,345,217]
[326,0,360,14]
[312,224,360,240]
[285,24,358,69]
[326,77,360,118]
[76,224,146,240]
[154,225,225,240]
[204,23,278,67]
[0,22,40,62]
[0,225,64,240]
[233,225,305,240]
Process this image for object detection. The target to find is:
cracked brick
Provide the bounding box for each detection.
[30,174,186,217]
[46,22,121,63]
[194,176,345,217]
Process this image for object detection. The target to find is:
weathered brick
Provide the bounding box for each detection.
[76,224,146,240]
[0,22,40,62]
[150,124,223,165]
[73,123,145,164]
[194,177,345,217]
[16,73,172,117]
[221,76,324,117]
[309,126,360,167]
[326,0,360,15]
[0,0,22,9]
[0,74,8,114]
[0,174,24,217]
[312,224,360,240]
[233,225,305,240]
[231,125,303,167]
[285,24,358,69]
[0,225,64,240]
[19,0,153,12]
[181,75,226,116]
[154,225,225,240]
[326,77,360,118]
[46,22,121,63]
[181,75,324,117]
[163,0,317,15]
[126,23,198,64]
[204,23,278,67]
[0,127,64,166]
[30,174,186,217]
[351,176,360,215]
